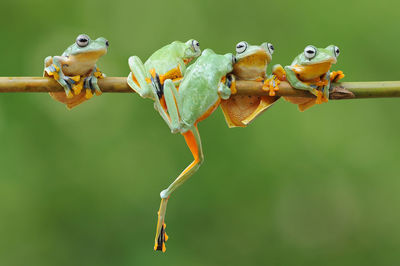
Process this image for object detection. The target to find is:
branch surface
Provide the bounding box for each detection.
[0,77,399,100]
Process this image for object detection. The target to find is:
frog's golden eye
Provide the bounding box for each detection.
[236,41,248,54]
[76,34,90,48]
[334,46,340,58]
[304,45,317,59]
[192,40,200,53]
[267,43,274,55]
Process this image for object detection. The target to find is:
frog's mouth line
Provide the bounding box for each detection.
[304,57,337,65]
[74,48,108,60]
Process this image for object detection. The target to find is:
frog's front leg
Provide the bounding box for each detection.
[154,125,204,252]
[217,79,232,100]
[284,66,316,94]
[127,56,155,100]
[83,65,104,99]
[44,56,73,98]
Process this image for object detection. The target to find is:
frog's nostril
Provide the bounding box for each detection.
[105,40,109,47]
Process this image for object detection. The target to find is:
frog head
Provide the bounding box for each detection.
[182,39,201,64]
[232,41,274,80]
[62,34,109,64]
[291,45,340,79]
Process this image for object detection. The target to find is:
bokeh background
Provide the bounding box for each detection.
[0,0,399,265]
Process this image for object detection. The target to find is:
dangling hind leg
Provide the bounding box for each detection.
[154,125,204,252]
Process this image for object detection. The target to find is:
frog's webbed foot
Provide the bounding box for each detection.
[45,64,74,98]
[127,56,155,100]
[313,88,324,104]
[330,70,345,83]
[83,69,104,99]
[154,198,169,252]
[262,75,280,96]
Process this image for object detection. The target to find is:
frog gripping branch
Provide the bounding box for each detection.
[220,41,280,127]
[272,45,345,111]
[127,43,236,252]
[1,33,356,253]
[44,34,109,109]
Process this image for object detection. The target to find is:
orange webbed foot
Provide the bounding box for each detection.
[330,70,345,83]
[315,90,324,104]
[154,223,168,252]
[262,76,280,97]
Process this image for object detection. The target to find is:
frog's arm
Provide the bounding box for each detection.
[284,66,315,92]
[127,56,155,100]
[217,81,232,100]
[44,56,73,97]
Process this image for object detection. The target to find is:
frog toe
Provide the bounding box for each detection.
[330,71,345,82]
[154,223,168,252]
[85,88,94,99]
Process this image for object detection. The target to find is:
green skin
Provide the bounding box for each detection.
[127,40,201,137]
[127,39,201,100]
[282,45,338,99]
[44,35,108,97]
[147,48,234,252]
[159,48,234,198]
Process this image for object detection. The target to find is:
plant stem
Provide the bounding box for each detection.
[0,77,399,100]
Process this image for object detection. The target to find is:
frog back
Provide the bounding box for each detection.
[144,41,186,74]
[179,50,232,127]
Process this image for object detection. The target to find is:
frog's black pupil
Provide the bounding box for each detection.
[270,45,274,50]
[306,50,314,54]
[79,39,87,43]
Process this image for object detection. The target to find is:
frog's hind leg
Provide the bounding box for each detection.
[127,56,154,99]
[154,125,204,252]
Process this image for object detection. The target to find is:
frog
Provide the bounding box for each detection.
[220,41,280,127]
[44,34,109,109]
[127,39,201,109]
[148,49,236,252]
[272,45,344,111]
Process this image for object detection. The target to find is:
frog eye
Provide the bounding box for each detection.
[334,46,340,57]
[236,41,248,54]
[267,43,274,55]
[304,45,317,59]
[76,34,90,47]
[192,40,200,53]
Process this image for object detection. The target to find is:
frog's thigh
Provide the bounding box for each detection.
[128,56,152,98]
[163,79,181,132]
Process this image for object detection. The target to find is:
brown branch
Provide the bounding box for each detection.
[0,77,399,100]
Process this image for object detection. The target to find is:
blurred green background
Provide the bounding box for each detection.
[0,0,399,265]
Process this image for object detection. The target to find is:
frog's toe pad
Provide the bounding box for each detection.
[85,89,94,99]
[154,223,168,252]
[66,90,74,99]
[330,71,345,82]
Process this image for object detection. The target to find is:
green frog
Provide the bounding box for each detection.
[273,45,344,111]
[44,34,109,108]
